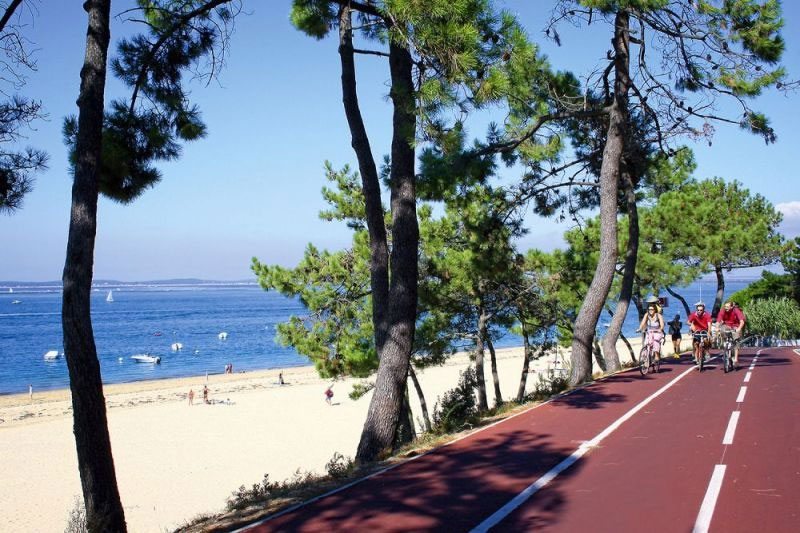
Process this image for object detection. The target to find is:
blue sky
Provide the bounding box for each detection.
[1,1,798,282]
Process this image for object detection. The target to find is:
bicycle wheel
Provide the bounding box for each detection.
[698,345,704,372]
[639,346,650,375]
[653,352,661,373]
[723,343,733,373]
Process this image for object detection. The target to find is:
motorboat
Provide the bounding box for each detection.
[44,350,60,360]
[171,342,183,351]
[218,331,228,340]
[11,299,21,304]
[131,354,161,364]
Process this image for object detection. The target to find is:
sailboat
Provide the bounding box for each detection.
[7,288,12,293]
[106,290,114,303]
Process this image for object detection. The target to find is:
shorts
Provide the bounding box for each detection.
[646,330,664,350]
[719,324,741,340]
[671,333,681,341]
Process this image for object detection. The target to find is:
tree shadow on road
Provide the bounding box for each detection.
[255,430,581,532]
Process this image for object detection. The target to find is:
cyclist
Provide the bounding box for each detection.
[687,301,712,370]
[637,299,665,364]
[717,300,745,370]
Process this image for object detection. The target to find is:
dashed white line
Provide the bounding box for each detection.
[744,371,752,383]
[722,411,740,445]
[736,387,747,403]
[470,365,696,532]
[693,465,727,533]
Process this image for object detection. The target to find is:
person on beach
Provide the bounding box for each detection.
[203,385,209,404]
[667,314,682,358]
[28,384,32,402]
[325,385,334,405]
[279,372,285,385]
[188,389,194,406]
[636,300,665,363]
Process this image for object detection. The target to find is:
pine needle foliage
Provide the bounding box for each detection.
[63,0,239,204]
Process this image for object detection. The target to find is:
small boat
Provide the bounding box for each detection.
[171,342,183,351]
[131,354,161,364]
[8,288,12,293]
[153,331,163,337]
[106,290,114,303]
[11,299,21,304]
[44,350,60,360]
[218,332,228,340]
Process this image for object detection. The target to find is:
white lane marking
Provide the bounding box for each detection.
[744,371,752,383]
[736,387,747,403]
[693,465,727,533]
[470,365,696,533]
[722,411,740,445]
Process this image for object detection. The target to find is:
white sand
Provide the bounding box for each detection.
[0,338,655,532]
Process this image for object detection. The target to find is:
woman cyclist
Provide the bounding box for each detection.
[687,301,712,370]
[637,300,665,364]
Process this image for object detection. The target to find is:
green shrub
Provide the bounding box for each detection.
[325,452,355,479]
[432,367,479,434]
[744,297,800,338]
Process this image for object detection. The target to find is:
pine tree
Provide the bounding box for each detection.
[0,1,48,214]
[542,0,790,385]
[61,2,239,529]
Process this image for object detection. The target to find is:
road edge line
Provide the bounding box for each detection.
[470,364,696,532]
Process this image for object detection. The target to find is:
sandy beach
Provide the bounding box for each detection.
[0,338,653,532]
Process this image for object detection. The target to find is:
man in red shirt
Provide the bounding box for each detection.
[687,301,713,370]
[717,300,746,369]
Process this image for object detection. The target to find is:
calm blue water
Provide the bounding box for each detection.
[0,285,312,395]
[0,278,753,395]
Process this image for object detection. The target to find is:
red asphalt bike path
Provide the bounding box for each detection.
[241,348,799,533]
[493,347,800,532]
[713,347,800,532]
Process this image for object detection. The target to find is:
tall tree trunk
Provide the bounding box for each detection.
[338,6,389,352]
[486,336,503,406]
[516,326,531,402]
[620,332,636,363]
[408,365,431,432]
[394,386,415,449]
[601,171,639,371]
[356,39,418,463]
[666,285,691,317]
[62,1,126,531]
[713,264,725,316]
[569,10,630,386]
[474,308,489,411]
[593,337,607,373]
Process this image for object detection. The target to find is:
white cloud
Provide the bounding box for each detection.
[777,201,800,239]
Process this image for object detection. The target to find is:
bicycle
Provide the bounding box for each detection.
[638,329,662,376]
[692,330,709,371]
[720,330,736,373]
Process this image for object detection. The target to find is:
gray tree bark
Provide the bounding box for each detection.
[600,170,639,371]
[338,6,389,353]
[569,10,630,386]
[486,336,503,406]
[356,38,418,463]
[61,1,126,531]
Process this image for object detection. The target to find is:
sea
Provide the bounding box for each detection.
[0,278,754,395]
